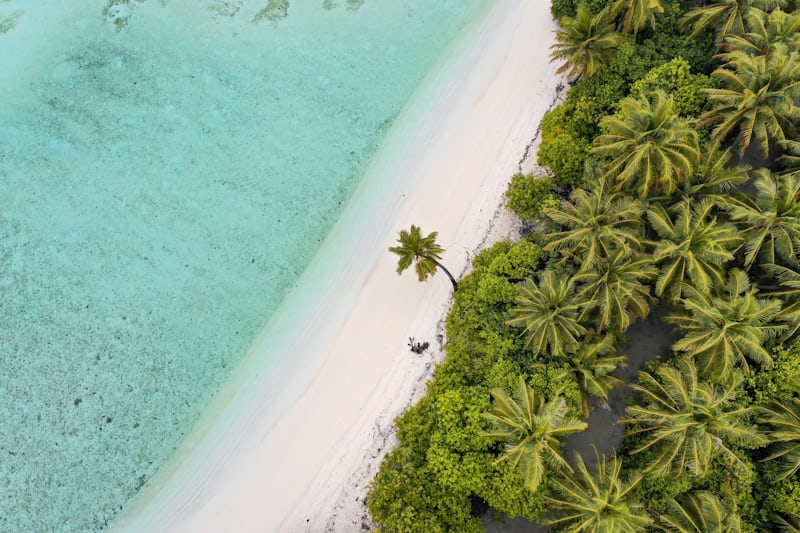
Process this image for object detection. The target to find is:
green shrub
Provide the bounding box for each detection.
[629,57,712,117]
[749,342,800,404]
[504,173,559,221]
[763,478,800,528]
[644,0,718,75]
[537,133,590,189]
[550,0,614,20]
[368,239,555,530]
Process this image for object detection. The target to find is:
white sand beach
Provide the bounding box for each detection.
[113,2,561,531]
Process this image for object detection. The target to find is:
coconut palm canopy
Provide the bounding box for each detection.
[545,449,652,532]
[388,224,458,290]
[592,90,700,199]
[622,356,767,477]
[700,46,800,158]
[550,6,624,80]
[483,376,587,491]
[668,269,787,379]
[507,270,587,357]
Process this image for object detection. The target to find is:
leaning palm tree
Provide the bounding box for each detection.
[728,169,800,269]
[622,356,768,477]
[545,448,652,532]
[389,224,457,291]
[507,270,587,358]
[667,269,786,379]
[538,333,626,417]
[592,90,701,199]
[758,397,800,481]
[574,249,659,333]
[648,200,743,301]
[544,180,646,270]
[611,0,664,34]
[680,0,788,41]
[550,6,625,82]
[700,45,800,158]
[658,491,743,533]
[723,7,800,58]
[483,376,587,491]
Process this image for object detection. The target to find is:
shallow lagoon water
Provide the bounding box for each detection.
[0,1,487,530]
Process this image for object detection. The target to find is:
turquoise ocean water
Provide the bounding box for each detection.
[0,1,488,530]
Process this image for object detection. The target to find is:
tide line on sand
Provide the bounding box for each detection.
[112,2,562,531]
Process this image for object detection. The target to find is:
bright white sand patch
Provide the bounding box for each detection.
[112,2,562,531]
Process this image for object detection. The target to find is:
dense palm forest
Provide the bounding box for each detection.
[368,0,800,531]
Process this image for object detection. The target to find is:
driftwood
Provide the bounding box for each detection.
[407,337,429,354]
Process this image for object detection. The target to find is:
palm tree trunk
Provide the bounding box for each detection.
[430,258,458,292]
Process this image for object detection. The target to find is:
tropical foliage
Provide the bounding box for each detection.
[667,269,786,379]
[504,173,559,221]
[574,248,658,332]
[540,333,625,417]
[658,491,743,532]
[591,90,700,198]
[622,356,767,477]
[507,270,587,358]
[483,376,587,491]
[372,1,800,530]
[545,449,652,532]
[759,397,800,481]
[647,200,742,300]
[723,7,800,58]
[389,224,458,290]
[700,46,800,158]
[550,5,624,80]
[680,0,788,40]
[544,181,645,268]
[611,0,664,34]
[727,169,800,269]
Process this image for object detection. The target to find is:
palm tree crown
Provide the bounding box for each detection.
[728,169,800,269]
[592,90,700,199]
[611,0,664,34]
[648,200,743,301]
[758,397,800,481]
[540,333,626,417]
[666,146,750,211]
[658,491,743,532]
[667,270,786,379]
[483,376,587,491]
[700,46,800,158]
[545,449,652,532]
[680,0,788,41]
[723,7,800,58]
[544,181,646,270]
[389,224,458,291]
[507,270,587,358]
[550,6,624,81]
[574,249,658,333]
[622,356,767,477]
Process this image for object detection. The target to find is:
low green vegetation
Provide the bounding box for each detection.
[369,1,800,531]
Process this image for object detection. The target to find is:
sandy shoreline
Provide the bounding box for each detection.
[112,2,562,531]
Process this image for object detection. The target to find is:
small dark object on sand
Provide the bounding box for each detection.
[408,337,429,354]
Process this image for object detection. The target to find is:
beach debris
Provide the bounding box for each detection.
[407,337,429,354]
